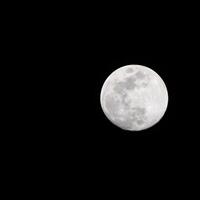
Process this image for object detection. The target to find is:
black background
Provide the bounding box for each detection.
[50,10,198,176]
[41,17,197,169]
[4,2,199,195]
[14,6,197,165]
[44,27,197,193]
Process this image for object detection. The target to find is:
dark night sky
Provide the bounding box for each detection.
[33,16,197,159]
[5,3,199,194]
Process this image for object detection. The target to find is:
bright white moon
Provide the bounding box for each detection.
[100,64,168,131]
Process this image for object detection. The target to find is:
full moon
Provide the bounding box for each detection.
[100,64,168,131]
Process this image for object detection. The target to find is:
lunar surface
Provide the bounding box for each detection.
[100,64,168,131]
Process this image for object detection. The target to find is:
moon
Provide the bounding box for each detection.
[100,64,168,131]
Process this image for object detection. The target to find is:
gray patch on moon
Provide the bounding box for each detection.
[126,67,134,74]
[113,106,147,130]
[113,71,148,95]
[136,119,145,125]
[130,106,147,126]
[113,81,126,95]
[112,76,137,94]
[134,71,146,80]
[124,76,137,90]
[121,93,131,109]
[112,84,132,110]
[105,94,120,116]
[141,82,148,88]
[114,116,133,130]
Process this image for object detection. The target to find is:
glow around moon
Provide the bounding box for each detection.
[100,65,168,131]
